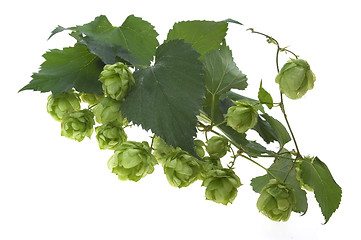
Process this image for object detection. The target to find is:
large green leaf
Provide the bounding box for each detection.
[120,40,204,156]
[251,154,308,214]
[51,15,159,66]
[19,44,103,94]
[300,157,342,223]
[167,20,228,57]
[203,44,248,95]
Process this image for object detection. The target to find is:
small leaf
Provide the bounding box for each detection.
[19,44,103,94]
[252,115,278,144]
[221,18,243,25]
[261,113,291,148]
[120,40,204,156]
[71,15,159,65]
[300,157,342,223]
[48,25,67,40]
[203,44,248,95]
[258,80,273,109]
[167,20,228,57]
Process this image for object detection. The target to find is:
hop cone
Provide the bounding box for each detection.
[61,109,94,142]
[194,139,206,158]
[206,136,229,158]
[95,123,127,150]
[47,91,80,121]
[99,62,135,101]
[163,149,202,188]
[199,156,223,181]
[92,97,125,126]
[107,141,157,182]
[202,168,241,205]
[152,136,176,164]
[257,179,296,222]
[80,93,104,105]
[225,101,257,133]
[275,59,316,100]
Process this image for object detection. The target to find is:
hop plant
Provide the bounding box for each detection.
[61,109,95,142]
[95,123,127,150]
[163,149,202,188]
[99,62,135,101]
[80,93,104,105]
[206,136,229,158]
[47,91,81,121]
[92,97,125,126]
[275,59,316,100]
[202,168,241,205]
[256,179,296,222]
[225,101,258,133]
[194,139,206,158]
[107,141,157,182]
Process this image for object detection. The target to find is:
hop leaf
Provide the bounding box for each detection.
[95,123,127,150]
[92,97,125,125]
[47,91,81,121]
[61,109,95,142]
[206,136,229,158]
[256,179,296,222]
[275,59,316,100]
[99,62,135,101]
[163,149,202,188]
[107,141,157,182]
[202,168,241,205]
[225,101,258,133]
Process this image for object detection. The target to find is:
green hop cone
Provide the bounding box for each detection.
[95,123,127,150]
[202,168,241,205]
[206,136,229,158]
[92,97,125,126]
[61,109,95,142]
[107,141,157,182]
[225,101,258,133]
[47,91,81,121]
[257,179,296,222]
[80,93,104,105]
[163,149,202,188]
[295,161,314,192]
[275,59,316,100]
[194,139,206,158]
[99,62,135,101]
[199,156,223,181]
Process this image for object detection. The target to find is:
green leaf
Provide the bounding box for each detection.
[258,80,273,109]
[203,44,248,95]
[261,113,291,148]
[19,44,103,94]
[221,18,243,25]
[252,115,278,144]
[167,20,228,57]
[120,40,204,156]
[251,153,308,214]
[70,15,159,66]
[300,157,342,223]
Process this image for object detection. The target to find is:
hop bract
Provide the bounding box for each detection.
[275,59,316,100]
[206,136,229,158]
[107,141,157,182]
[257,179,296,222]
[225,101,258,133]
[99,62,135,101]
[80,93,104,105]
[163,149,202,188]
[95,123,127,150]
[92,97,125,126]
[202,168,241,205]
[47,91,81,121]
[61,109,95,142]
[199,156,223,180]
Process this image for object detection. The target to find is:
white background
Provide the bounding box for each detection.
[1,0,360,239]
